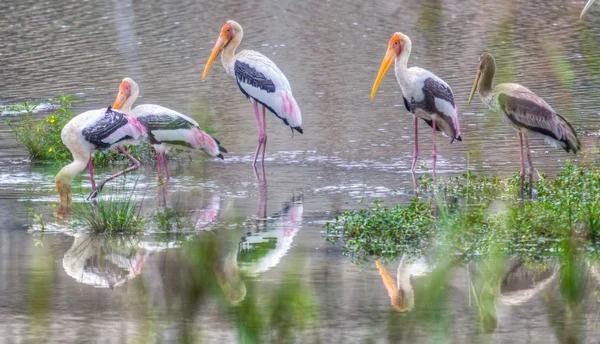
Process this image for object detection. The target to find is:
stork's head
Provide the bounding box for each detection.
[202,20,243,80]
[371,33,412,101]
[468,53,496,106]
[113,77,139,112]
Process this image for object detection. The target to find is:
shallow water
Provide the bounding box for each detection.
[2,0,600,342]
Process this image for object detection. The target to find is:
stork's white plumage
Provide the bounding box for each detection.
[202,20,303,166]
[371,32,461,174]
[55,106,147,207]
[112,78,227,180]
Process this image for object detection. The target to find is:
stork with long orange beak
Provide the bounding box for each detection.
[371,32,461,174]
[112,77,227,180]
[202,20,303,166]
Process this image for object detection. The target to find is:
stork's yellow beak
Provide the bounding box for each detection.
[581,0,596,18]
[467,69,481,106]
[371,47,396,101]
[113,91,127,110]
[202,35,230,81]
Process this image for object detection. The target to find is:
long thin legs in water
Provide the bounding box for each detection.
[87,146,141,200]
[88,157,96,191]
[162,152,170,180]
[261,105,267,165]
[411,116,419,172]
[156,151,163,178]
[524,136,533,199]
[518,132,525,199]
[432,119,437,177]
[251,100,266,167]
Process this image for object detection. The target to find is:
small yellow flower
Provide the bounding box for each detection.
[51,203,57,207]
[50,119,55,123]
[36,128,40,133]
[48,147,53,153]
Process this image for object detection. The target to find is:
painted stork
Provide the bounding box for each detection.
[467,52,580,197]
[55,106,147,205]
[582,0,596,18]
[371,32,461,174]
[112,77,227,180]
[202,20,303,166]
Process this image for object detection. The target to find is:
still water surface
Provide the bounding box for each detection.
[2,0,600,342]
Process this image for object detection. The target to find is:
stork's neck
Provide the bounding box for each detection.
[55,158,88,185]
[478,67,495,106]
[122,89,138,114]
[221,33,243,76]
[393,47,411,88]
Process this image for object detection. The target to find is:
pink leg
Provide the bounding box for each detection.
[88,157,96,191]
[163,152,170,180]
[432,119,437,175]
[411,117,419,172]
[261,105,267,165]
[156,151,162,177]
[252,100,264,167]
[87,146,141,200]
[524,136,533,199]
[518,132,525,199]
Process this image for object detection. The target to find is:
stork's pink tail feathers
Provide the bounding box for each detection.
[278,91,303,134]
[453,104,462,142]
[190,128,227,159]
[125,116,147,140]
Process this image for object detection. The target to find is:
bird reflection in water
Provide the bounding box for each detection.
[254,166,268,223]
[238,194,304,276]
[375,256,430,312]
[62,233,173,289]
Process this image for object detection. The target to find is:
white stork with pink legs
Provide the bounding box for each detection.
[112,77,227,180]
[202,20,303,166]
[371,32,461,174]
[55,106,147,205]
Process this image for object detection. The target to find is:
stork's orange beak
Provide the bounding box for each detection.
[113,91,127,110]
[202,34,230,81]
[371,47,396,101]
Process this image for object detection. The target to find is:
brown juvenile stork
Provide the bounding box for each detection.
[468,53,580,198]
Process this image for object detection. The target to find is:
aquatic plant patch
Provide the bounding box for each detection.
[326,162,600,263]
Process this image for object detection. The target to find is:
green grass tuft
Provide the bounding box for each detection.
[73,182,146,234]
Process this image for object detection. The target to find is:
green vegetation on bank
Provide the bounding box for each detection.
[4,96,150,165]
[326,162,600,264]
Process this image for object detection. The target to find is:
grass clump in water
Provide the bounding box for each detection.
[5,95,150,165]
[73,183,146,234]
